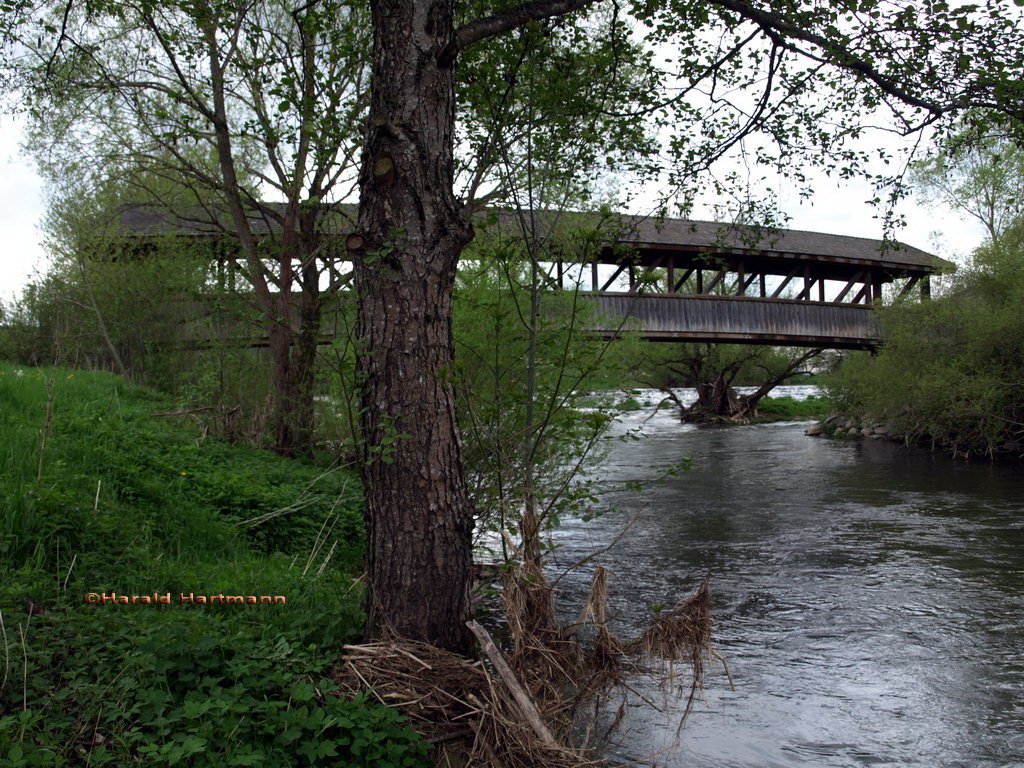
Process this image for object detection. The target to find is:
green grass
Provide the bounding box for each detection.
[0,364,428,767]
[755,394,833,421]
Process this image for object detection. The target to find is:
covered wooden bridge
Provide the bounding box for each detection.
[496,214,953,350]
[116,205,953,350]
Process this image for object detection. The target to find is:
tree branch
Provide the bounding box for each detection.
[441,0,598,65]
[704,0,1000,121]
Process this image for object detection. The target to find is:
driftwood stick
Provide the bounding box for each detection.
[466,620,557,748]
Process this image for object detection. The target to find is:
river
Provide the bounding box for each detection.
[548,385,1024,768]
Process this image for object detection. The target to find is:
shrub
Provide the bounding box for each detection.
[825,225,1024,457]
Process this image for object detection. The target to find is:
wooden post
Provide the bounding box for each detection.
[704,268,727,294]
[742,273,758,294]
[818,276,825,302]
[591,261,598,292]
[599,263,628,292]
[667,261,675,294]
[871,275,883,302]
[696,268,703,294]
[759,273,766,298]
[835,270,863,303]
[674,267,695,293]
[851,282,870,304]
[736,260,745,296]
[771,267,800,299]
[921,275,931,300]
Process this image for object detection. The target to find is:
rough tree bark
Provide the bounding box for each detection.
[266,287,322,457]
[266,209,325,457]
[353,0,476,652]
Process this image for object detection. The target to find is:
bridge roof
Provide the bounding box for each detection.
[115,203,953,275]
[612,215,952,274]
[115,203,354,237]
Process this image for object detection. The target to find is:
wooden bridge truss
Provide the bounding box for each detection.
[520,215,950,350]
[118,205,954,351]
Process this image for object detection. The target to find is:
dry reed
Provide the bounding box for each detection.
[334,565,721,767]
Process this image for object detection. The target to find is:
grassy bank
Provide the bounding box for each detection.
[754,394,833,421]
[0,364,427,767]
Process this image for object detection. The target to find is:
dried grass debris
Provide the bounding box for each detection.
[334,569,723,767]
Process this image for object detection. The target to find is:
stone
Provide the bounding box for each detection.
[805,423,825,436]
[861,427,873,437]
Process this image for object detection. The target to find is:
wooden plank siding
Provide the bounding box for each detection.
[172,291,880,350]
[582,293,879,349]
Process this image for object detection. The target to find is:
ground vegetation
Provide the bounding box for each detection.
[0,363,434,766]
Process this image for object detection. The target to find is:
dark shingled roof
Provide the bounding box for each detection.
[616,215,949,271]
[485,209,952,273]
[115,203,953,274]
[115,203,354,237]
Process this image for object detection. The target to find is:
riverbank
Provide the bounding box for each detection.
[805,409,1024,461]
[0,364,428,766]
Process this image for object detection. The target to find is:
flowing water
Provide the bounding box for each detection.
[548,386,1024,767]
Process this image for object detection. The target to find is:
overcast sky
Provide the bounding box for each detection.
[0,112,987,308]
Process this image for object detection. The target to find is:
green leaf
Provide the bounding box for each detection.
[291,682,316,702]
[182,735,207,754]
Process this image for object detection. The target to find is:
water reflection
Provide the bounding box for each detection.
[549,387,1024,767]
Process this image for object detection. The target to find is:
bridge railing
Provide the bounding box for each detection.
[580,293,879,349]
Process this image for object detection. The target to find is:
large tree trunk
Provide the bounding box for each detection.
[694,374,743,419]
[267,292,321,457]
[353,0,475,651]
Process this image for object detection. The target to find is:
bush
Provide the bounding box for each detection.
[825,225,1024,457]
